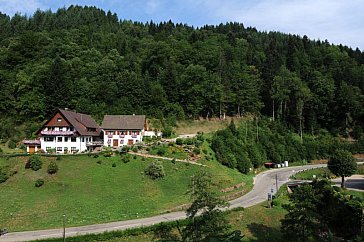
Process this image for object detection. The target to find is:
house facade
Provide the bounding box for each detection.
[101,115,146,147]
[24,109,102,153]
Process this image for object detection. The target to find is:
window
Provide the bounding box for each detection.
[57,118,62,122]
[71,137,77,142]
[70,127,74,131]
[64,137,68,142]
[57,137,62,142]
[82,137,85,142]
[44,137,54,142]
[57,147,62,152]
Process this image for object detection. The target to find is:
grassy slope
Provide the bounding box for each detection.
[64,204,286,242]
[174,117,246,135]
[292,164,364,180]
[0,152,247,232]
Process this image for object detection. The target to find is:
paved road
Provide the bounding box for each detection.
[332,174,364,192]
[0,163,330,242]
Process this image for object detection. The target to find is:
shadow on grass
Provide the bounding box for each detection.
[245,223,282,242]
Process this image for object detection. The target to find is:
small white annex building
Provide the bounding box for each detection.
[101,115,146,147]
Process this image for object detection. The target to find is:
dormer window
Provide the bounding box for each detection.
[57,118,62,122]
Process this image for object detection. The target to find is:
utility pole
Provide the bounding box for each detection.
[275,174,278,193]
[62,214,66,242]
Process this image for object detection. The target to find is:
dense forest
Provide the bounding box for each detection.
[212,120,364,173]
[0,5,364,141]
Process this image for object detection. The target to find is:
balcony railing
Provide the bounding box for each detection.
[23,140,41,145]
[86,141,103,146]
[41,131,75,136]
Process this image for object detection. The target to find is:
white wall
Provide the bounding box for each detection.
[103,130,144,147]
[40,136,92,153]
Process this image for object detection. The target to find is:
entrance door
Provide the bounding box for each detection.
[29,146,35,153]
[113,139,119,147]
[128,139,134,146]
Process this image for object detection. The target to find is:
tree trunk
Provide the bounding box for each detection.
[341,176,345,188]
[272,100,275,121]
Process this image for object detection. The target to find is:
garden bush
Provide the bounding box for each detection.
[122,155,130,163]
[144,161,165,179]
[26,156,42,171]
[112,162,116,167]
[7,140,16,149]
[132,146,138,152]
[47,161,58,174]
[193,147,200,155]
[156,146,167,156]
[35,179,44,187]
[0,171,9,183]
[176,138,183,145]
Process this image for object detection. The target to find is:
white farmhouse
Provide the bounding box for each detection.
[24,109,102,153]
[101,115,146,147]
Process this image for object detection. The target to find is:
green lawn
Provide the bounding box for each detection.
[0,153,247,232]
[291,164,364,180]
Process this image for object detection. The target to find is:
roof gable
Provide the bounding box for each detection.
[101,115,146,130]
[37,109,101,136]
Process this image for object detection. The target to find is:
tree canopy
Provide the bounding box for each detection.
[0,6,363,140]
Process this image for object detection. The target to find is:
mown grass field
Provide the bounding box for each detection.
[0,152,248,232]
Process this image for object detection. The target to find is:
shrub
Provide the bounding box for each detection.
[156,146,167,156]
[26,156,42,171]
[122,155,130,163]
[196,132,205,141]
[144,161,165,179]
[56,156,61,160]
[7,140,16,149]
[103,151,112,157]
[132,146,138,152]
[47,161,58,174]
[133,155,137,159]
[35,179,44,187]
[185,138,194,145]
[121,146,130,154]
[112,162,116,167]
[96,160,102,164]
[171,158,176,164]
[176,138,183,145]
[0,147,3,153]
[93,154,99,158]
[193,147,201,155]
[0,171,9,183]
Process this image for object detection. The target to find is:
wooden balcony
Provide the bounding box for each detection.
[41,131,75,136]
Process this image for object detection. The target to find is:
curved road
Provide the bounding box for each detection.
[0,164,328,242]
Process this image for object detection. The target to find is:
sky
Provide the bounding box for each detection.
[0,0,363,50]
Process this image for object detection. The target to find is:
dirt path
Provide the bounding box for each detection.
[128,152,206,167]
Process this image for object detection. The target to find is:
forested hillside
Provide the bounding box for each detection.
[0,5,364,141]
